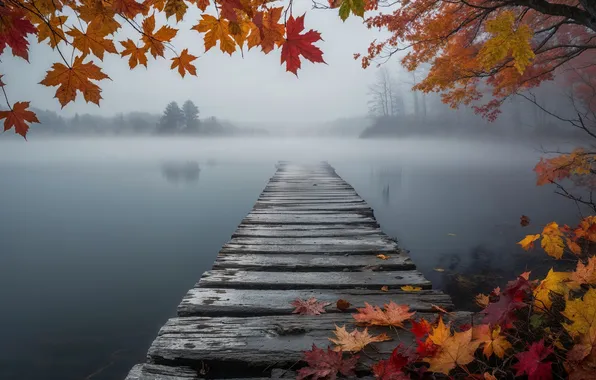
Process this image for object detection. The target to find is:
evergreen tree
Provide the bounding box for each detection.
[157,101,184,134]
[182,100,200,133]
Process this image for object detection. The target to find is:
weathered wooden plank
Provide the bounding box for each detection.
[125,364,199,380]
[242,214,378,225]
[233,225,384,237]
[220,244,395,254]
[148,313,473,371]
[249,209,374,216]
[213,252,411,271]
[253,203,371,211]
[260,191,357,196]
[257,196,363,201]
[256,198,365,204]
[227,236,394,246]
[198,270,431,289]
[177,288,451,317]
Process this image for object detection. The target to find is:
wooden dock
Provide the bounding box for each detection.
[126,162,454,379]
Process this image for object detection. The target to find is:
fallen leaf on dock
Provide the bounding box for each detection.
[376,254,390,260]
[336,299,351,312]
[353,301,415,327]
[329,325,392,352]
[291,297,330,315]
[381,285,389,292]
[401,285,422,292]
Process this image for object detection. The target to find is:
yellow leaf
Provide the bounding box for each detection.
[518,234,540,251]
[533,268,580,311]
[429,316,451,346]
[328,325,391,352]
[541,222,564,259]
[424,329,481,375]
[478,11,535,74]
[472,324,512,359]
[475,293,490,308]
[434,268,445,272]
[380,285,389,292]
[563,288,596,339]
[376,254,390,260]
[193,14,236,55]
[401,285,422,292]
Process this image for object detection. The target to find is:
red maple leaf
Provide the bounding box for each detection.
[415,337,437,357]
[512,340,554,380]
[218,0,244,22]
[291,297,330,315]
[296,344,358,380]
[280,14,325,75]
[0,101,40,138]
[482,276,531,326]
[372,346,410,380]
[410,318,432,339]
[0,6,37,61]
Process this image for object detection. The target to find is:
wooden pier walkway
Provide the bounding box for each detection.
[126,162,454,379]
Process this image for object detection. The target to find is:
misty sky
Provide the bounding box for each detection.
[6,5,393,124]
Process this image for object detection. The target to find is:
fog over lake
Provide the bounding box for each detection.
[0,137,583,380]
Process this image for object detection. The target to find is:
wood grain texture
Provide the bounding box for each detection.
[177,288,452,317]
[213,252,412,271]
[198,270,431,289]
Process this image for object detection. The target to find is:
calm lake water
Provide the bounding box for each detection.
[0,137,584,380]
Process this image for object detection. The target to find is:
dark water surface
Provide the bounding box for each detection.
[0,137,583,380]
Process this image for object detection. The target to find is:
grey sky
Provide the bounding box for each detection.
[6,5,389,124]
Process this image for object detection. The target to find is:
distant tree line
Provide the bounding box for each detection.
[362,67,587,141]
[25,100,268,137]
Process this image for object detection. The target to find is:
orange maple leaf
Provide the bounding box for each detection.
[141,14,178,58]
[40,55,110,107]
[30,14,68,49]
[518,234,540,251]
[111,0,147,18]
[170,49,197,77]
[249,7,285,53]
[67,24,118,60]
[189,0,210,11]
[328,325,391,352]
[429,316,451,346]
[575,216,596,243]
[475,293,490,308]
[472,324,512,359]
[0,101,40,138]
[120,39,149,69]
[572,257,596,285]
[193,14,236,55]
[424,329,481,375]
[143,0,167,11]
[352,301,415,327]
[76,0,121,35]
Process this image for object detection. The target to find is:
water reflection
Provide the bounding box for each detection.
[161,161,201,184]
[369,165,403,206]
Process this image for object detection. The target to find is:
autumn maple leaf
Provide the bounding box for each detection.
[472,324,512,359]
[249,7,285,54]
[0,7,37,61]
[170,49,198,77]
[163,0,188,22]
[353,301,415,327]
[141,14,178,58]
[512,340,553,380]
[533,268,580,311]
[291,297,331,315]
[67,23,118,60]
[296,344,358,380]
[372,345,410,380]
[518,234,540,250]
[193,15,236,55]
[329,325,391,352]
[424,329,481,375]
[541,222,565,259]
[428,316,451,346]
[120,39,149,69]
[562,288,596,340]
[40,55,110,107]
[483,275,531,325]
[31,14,68,49]
[111,0,148,18]
[0,102,40,138]
[77,0,121,36]
[410,318,432,339]
[281,14,325,75]
[572,257,596,285]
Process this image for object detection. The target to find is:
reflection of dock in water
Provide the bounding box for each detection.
[371,166,403,205]
[161,161,200,184]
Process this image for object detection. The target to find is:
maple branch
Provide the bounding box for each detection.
[1,85,13,111]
